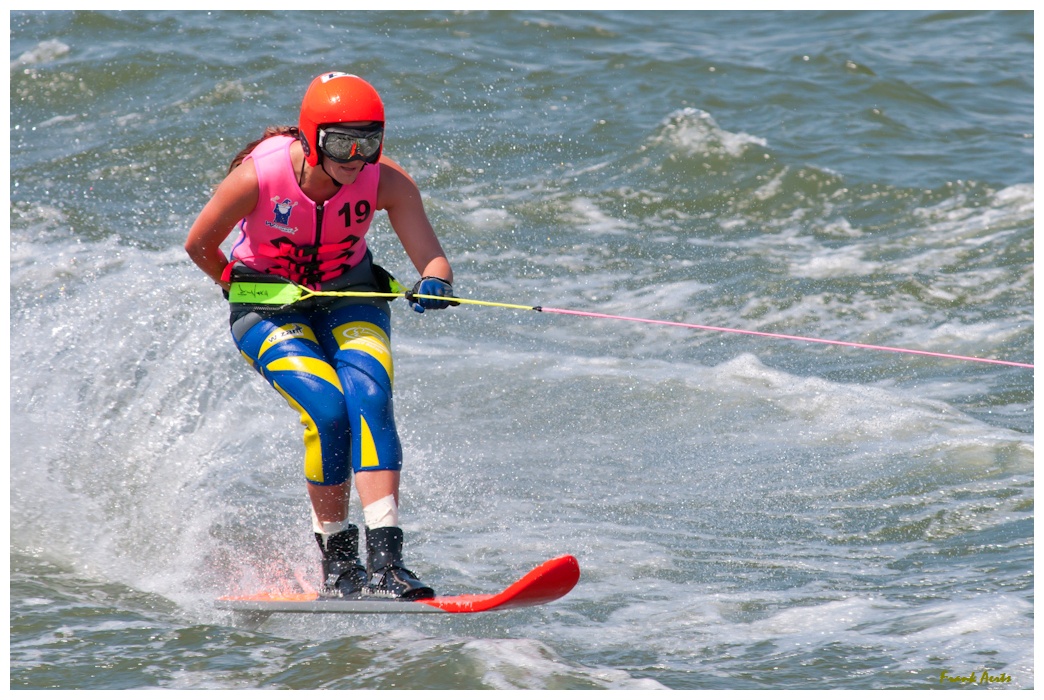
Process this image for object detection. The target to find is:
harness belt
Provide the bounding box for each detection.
[228,271,409,307]
[228,281,307,305]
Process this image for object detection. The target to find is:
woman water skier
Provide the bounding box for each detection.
[185,71,455,600]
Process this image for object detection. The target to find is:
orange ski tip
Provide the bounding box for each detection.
[218,592,319,603]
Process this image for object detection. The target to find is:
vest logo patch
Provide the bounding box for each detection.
[266,196,299,234]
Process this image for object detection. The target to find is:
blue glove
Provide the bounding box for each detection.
[407,276,459,313]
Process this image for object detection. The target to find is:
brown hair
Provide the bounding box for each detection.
[229,125,300,173]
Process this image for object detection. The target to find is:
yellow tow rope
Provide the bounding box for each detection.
[227,279,537,312]
[298,287,536,311]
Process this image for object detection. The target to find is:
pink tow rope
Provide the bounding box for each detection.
[537,307,1034,370]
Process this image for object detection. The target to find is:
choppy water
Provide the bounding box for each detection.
[9,10,1033,690]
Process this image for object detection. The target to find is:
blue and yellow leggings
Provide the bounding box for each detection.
[230,299,401,486]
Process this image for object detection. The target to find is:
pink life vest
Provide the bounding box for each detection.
[229,134,378,288]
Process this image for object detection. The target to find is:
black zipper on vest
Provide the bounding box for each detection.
[293,202,323,286]
[314,203,324,246]
[313,202,324,266]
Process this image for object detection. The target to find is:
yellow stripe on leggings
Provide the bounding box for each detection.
[359,415,379,469]
[273,381,325,484]
[259,323,319,358]
[266,356,344,394]
[331,321,394,384]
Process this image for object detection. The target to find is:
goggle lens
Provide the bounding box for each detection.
[318,126,383,164]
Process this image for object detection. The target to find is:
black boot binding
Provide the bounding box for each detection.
[365,526,435,600]
[315,525,368,598]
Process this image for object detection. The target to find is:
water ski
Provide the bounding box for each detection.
[216,554,579,621]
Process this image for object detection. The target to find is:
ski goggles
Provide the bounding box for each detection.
[317,125,384,164]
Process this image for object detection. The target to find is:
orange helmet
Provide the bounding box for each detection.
[298,72,385,166]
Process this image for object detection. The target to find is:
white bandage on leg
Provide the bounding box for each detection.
[312,506,348,547]
[363,494,399,530]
